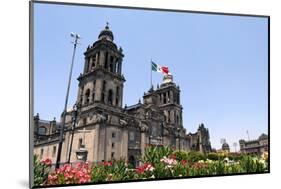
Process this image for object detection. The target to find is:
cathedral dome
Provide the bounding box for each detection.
[222,142,230,151]
[98,22,114,41]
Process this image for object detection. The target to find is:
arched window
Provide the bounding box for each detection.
[91,56,96,69]
[167,91,170,103]
[92,92,95,103]
[108,89,113,105]
[116,86,119,106]
[115,58,119,73]
[163,93,167,104]
[85,58,90,73]
[102,81,107,91]
[109,56,114,72]
[104,52,108,69]
[92,81,96,102]
[85,89,90,105]
[101,92,105,103]
[109,63,114,72]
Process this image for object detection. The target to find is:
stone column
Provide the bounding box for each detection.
[83,58,89,73]
[176,137,180,150]
[96,52,100,66]
[95,79,102,102]
[90,82,94,103]
[99,51,105,67]
[95,53,98,67]
[88,57,92,71]
[113,57,117,74]
[120,128,128,159]
[112,85,116,106]
[140,125,148,156]
[170,90,174,103]
[107,53,111,71]
[120,85,123,107]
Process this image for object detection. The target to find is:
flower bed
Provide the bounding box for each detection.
[34,146,268,186]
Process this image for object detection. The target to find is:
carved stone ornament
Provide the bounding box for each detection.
[94,113,107,123]
[119,119,128,127]
[139,121,149,132]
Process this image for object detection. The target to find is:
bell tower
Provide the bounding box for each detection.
[68,23,128,162]
[155,74,183,128]
[77,23,125,110]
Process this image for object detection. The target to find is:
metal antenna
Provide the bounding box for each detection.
[246,130,250,141]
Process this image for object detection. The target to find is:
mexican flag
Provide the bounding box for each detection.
[151,60,171,75]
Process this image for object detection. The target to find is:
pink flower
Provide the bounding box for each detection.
[41,158,52,166]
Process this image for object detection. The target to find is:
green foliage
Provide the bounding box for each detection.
[33,155,51,186]
[240,155,267,173]
[90,159,136,182]
[207,152,219,161]
[140,145,173,165]
[187,151,206,163]
[173,150,189,161]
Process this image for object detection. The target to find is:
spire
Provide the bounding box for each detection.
[105,22,109,29]
[98,22,114,41]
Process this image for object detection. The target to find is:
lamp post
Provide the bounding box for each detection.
[177,128,181,150]
[67,103,78,163]
[55,33,80,169]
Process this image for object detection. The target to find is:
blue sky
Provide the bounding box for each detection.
[34,3,268,150]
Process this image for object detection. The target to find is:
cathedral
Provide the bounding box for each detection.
[33,24,212,166]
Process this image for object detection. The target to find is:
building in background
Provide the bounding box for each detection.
[239,133,268,155]
[33,24,212,166]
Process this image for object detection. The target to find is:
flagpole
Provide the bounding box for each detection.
[150,59,152,88]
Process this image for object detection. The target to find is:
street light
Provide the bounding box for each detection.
[55,33,80,169]
[67,103,78,163]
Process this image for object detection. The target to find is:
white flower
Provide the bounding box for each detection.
[161,156,177,165]
[150,175,155,179]
[145,164,155,172]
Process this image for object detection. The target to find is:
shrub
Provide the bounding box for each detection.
[207,153,219,161]
[140,145,173,165]
[187,151,206,163]
[34,155,52,186]
[173,150,189,161]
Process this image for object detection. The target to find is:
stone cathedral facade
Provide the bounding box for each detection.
[33,24,212,165]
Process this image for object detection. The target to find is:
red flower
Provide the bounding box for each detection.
[103,161,112,166]
[41,158,52,166]
[168,154,177,160]
[135,163,154,174]
[191,162,208,170]
[180,160,188,165]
